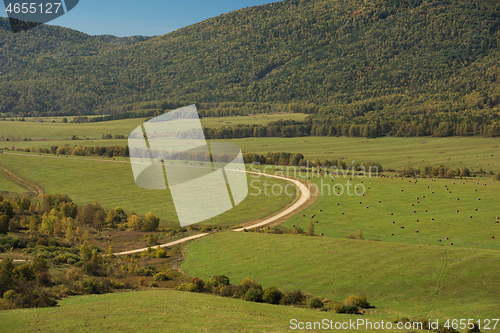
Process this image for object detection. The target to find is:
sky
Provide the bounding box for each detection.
[1,0,280,37]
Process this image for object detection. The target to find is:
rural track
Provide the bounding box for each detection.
[0,164,45,198]
[113,171,311,255]
[1,152,312,255]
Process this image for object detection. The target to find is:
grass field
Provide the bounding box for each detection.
[0,118,144,141]
[0,289,404,333]
[0,153,295,228]
[0,171,26,198]
[227,136,500,173]
[183,232,500,323]
[5,136,499,174]
[0,113,307,141]
[200,112,308,128]
[279,174,500,250]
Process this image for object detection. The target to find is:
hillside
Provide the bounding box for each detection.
[1,0,500,134]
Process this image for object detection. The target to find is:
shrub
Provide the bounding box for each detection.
[280,289,305,305]
[343,295,371,308]
[153,272,171,281]
[135,265,157,276]
[240,278,262,294]
[149,281,158,288]
[3,289,16,300]
[218,284,237,297]
[81,262,104,276]
[308,297,324,309]
[262,286,283,305]
[175,283,199,292]
[81,278,112,294]
[192,277,205,292]
[334,304,359,314]
[52,253,80,265]
[243,288,263,302]
[155,249,167,258]
[12,264,36,281]
[137,277,146,286]
[36,271,52,287]
[345,229,364,240]
[211,275,230,287]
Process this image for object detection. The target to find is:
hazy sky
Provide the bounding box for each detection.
[1,0,280,37]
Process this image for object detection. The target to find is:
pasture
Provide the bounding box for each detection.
[228,136,500,173]
[183,232,500,322]
[0,289,400,333]
[4,135,499,174]
[0,153,295,228]
[280,173,500,250]
[0,113,307,141]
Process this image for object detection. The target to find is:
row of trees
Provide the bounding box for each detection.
[175,274,371,314]
[0,193,161,239]
[242,151,383,172]
[11,145,129,158]
[401,165,473,178]
[204,116,500,139]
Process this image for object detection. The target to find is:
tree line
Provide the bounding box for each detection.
[0,193,160,239]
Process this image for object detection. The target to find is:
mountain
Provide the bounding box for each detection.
[1,0,500,131]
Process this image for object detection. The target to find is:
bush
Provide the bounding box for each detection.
[243,288,263,302]
[36,271,52,287]
[308,297,324,309]
[81,262,104,276]
[192,277,205,292]
[262,286,283,305]
[149,281,158,288]
[12,264,36,281]
[81,278,112,294]
[343,295,371,308]
[175,283,199,292]
[240,278,262,294]
[153,272,171,281]
[135,265,157,276]
[334,304,359,314]
[52,253,80,265]
[280,289,305,305]
[211,275,230,287]
[218,284,237,297]
[345,229,364,240]
[155,249,167,258]
[3,289,16,300]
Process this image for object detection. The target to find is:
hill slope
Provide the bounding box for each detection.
[1,0,500,123]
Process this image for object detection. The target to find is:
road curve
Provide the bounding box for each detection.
[232,171,310,231]
[0,152,311,255]
[114,171,311,255]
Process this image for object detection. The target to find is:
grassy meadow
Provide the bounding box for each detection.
[0,153,295,228]
[4,136,499,174]
[228,136,500,173]
[0,289,403,333]
[1,116,500,331]
[0,113,307,141]
[2,117,499,173]
[280,174,500,250]
[183,232,500,322]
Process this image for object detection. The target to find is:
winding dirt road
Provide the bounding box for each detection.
[0,152,311,255]
[113,171,311,255]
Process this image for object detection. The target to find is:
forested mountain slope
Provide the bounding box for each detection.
[1,0,500,137]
